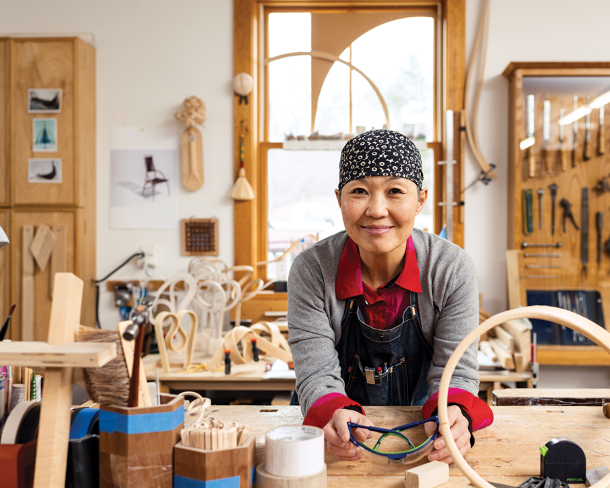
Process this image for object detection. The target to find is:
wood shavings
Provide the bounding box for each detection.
[175,96,206,127]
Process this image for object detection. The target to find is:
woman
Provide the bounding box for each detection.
[287,130,493,464]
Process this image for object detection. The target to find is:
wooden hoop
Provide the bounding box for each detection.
[438,305,610,488]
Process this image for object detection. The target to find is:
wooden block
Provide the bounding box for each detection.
[506,250,522,310]
[100,394,184,488]
[490,339,515,370]
[33,273,84,488]
[586,466,610,486]
[0,341,117,368]
[479,341,497,362]
[405,461,449,488]
[513,352,530,373]
[174,437,255,488]
[493,327,514,354]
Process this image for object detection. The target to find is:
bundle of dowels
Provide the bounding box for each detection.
[181,419,250,450]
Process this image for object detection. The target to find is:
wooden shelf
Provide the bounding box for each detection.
[537,345,610,366]
[0,341,117,367]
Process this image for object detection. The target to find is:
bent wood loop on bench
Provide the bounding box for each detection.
[438,305,610,488]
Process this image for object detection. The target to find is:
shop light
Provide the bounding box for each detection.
[558,106,591,126]
[520,137,535,150]
[591,90,610,109]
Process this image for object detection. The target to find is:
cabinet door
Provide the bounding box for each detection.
[11,209,75,341]
[11,39,76,205]
[0,40,8,205]
[0,210,10,334]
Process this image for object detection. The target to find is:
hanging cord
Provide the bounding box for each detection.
[93,252,144,329]
[463,0,497,191]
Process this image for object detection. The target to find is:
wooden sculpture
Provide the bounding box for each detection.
[437,306,610,488]
[207,321,292,373]
[175,96,205,191]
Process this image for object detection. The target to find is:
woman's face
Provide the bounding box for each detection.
[335,176,428,256]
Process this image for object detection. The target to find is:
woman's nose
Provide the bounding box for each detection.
[366,195,388,218]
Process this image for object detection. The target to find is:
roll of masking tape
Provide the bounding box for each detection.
[69,408,100,439]
[264,426,324,478]
[0,400,41,444]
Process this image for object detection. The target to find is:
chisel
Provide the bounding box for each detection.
[572,96,579,167]
[584,95,592,161]
[581,188,589,279]
[559,109,569,171]
[526,94,536,178]
[597,211,604,267]
[523,189,534,236]
[549,183,558,235]
[599,104,606,155]
[543,100,552,172]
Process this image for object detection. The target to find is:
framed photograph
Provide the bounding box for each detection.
[32,118,57,152]
[28,89,62,113]
[28,159,62,183]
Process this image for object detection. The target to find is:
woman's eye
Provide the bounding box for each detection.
[388,188,404,194]
[351,188,367,194]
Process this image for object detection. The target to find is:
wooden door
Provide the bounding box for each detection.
[11,209,76,341]
[11,39,76,206]
[0,39,8,206]
[0,209,10,333]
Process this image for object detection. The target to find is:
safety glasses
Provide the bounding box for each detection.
[347,416,440,465]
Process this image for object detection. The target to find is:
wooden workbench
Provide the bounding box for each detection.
[143,353,296,392]
[209,405,608,487]
[493,388,610,406]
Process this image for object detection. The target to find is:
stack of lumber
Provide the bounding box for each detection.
[478,310,531,372]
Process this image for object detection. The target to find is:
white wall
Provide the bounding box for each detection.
[464,0,610,387]
[0,0,234,328]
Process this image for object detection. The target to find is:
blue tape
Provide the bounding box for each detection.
[250,466,255,487]
[174,475,240,488]
[70,408,100,439]
[99,405,184,434]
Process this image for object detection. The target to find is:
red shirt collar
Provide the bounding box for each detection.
[335,235,422,300]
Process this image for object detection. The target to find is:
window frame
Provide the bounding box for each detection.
[233,0,466,281]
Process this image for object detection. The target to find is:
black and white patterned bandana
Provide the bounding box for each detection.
[338,129,423,191]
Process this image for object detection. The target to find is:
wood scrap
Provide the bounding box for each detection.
[493,326,515,354]
[30,224,56,272]
[479,341,497,362]
[490,339,515,369]
[502,319,532,364]
[405,461,449,488]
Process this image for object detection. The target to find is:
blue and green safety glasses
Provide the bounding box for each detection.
[347,416,440,465]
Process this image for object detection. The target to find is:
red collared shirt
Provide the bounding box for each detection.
[335,235,422,329]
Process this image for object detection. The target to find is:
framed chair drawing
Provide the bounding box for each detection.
[142,155,170,201]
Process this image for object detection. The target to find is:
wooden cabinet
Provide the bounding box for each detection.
[0,210,10,327]
[0,37,96,339]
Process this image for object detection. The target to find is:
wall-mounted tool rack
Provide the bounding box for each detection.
[504,62,610,365]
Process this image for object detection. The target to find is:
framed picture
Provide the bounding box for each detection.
[28,159,62,183]
[32,118,57,152]
[28,89,62,113]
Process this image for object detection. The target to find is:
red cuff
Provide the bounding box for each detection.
[422,389,494,431]
[303,393,365,429]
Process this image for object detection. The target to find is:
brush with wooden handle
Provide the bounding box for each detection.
[573,95,579,167]
[543,99,552,173]
[123,303,151,408]
[599,105,606,156]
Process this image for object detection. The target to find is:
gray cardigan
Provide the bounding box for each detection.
[287,229,480,416]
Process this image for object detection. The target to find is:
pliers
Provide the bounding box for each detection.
[560,198,579,233]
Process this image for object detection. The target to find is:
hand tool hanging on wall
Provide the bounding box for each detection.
[521,242,562,248]
[543,100,552,173]
[525,265,561,269]
[524,253,561,258]
[537,188,545,229]
[572,96,579,167]
[560,198,579,232]
[597,105,606,156]
[549,183,558,235]
[523,189,534,235]
[581,188,589,278]
[584,95,592,161]
[526,94,536,178]
[559,109,569,171]
[597,212,603,267]
[594,176,610,194]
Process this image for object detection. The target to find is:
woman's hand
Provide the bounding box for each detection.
[323,408,374,461]
[424,405,471,464]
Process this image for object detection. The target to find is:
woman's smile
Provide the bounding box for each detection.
[360,225,393,235]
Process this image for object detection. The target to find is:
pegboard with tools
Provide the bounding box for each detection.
[504,63,610,327]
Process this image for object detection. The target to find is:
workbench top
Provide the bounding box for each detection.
[209,405,608,487]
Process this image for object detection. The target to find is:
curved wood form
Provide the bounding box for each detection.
[438,305,610,488]
[182,127,204,191]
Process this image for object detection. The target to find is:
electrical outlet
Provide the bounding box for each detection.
[138,245,158,268]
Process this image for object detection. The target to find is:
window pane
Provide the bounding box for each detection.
[352,69,386,131]
[351,17,434,140]
[414,148,434,231]
[269,57,311,141]
[268,149,344,256]
[268,13,311,58]
[314,62,350,135]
